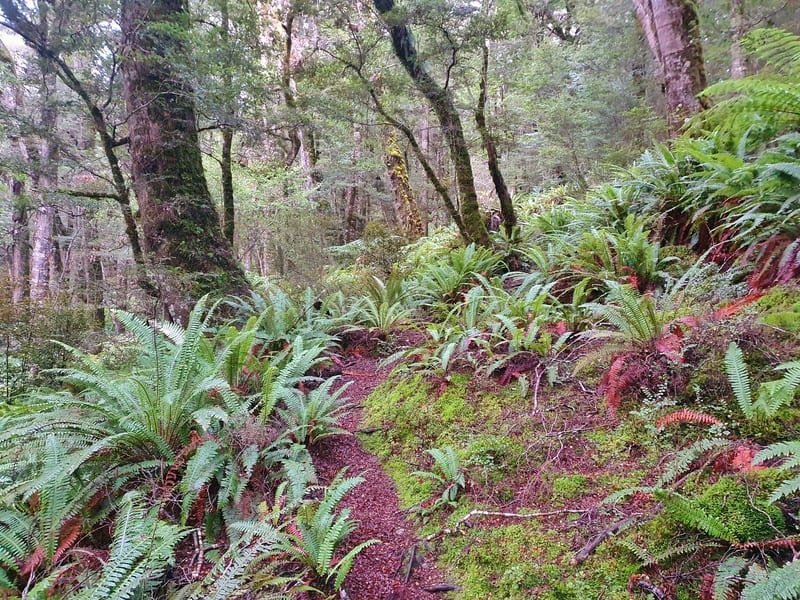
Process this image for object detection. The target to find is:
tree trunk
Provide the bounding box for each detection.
[632,0,708,131]
[120,0,249,321]
[385,130,424,239]
[30,32,58,302]
[30,205,54,301]
[221,126,235,245]
[373,0,489,246]
[729,0,750,79]
[474,42,516,238]
[10,193,29,304]
[219,0,236,246]
[0,40,29,303]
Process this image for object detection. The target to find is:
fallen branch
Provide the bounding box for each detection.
[425,508,588,542]
[570,513,640,566]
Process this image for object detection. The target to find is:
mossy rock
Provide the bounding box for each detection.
[697,475,785,542]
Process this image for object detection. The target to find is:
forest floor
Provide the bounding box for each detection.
[312,355,446,600]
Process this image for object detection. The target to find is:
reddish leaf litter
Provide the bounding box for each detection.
[311,356,447,600]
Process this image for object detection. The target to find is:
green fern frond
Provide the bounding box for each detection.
[179,439,226,524]
[741,559,800,600]
[714,556,749,600]
[74,492,187,600]
[656,438,729,488]
[726,342,754,419]
[744,28,800,76]
[656,490,738,544]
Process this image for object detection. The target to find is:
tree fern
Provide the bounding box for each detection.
[699,28,800,144]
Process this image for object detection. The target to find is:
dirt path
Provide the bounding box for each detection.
[312,356,446,600]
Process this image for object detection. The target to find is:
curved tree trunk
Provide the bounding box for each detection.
[632,0,708,131]
[120,0,249,321]
[474,42,516,238]
[373,0,489,246]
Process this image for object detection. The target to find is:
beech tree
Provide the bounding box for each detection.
[632,0,708,130]
[120,0,249,319]
[373,0,490,246]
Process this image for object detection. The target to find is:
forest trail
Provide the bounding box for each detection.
[312,356,446,600]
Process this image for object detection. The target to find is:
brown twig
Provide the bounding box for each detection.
[425,508,588,542]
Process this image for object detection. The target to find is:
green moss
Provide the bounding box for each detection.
[384,457,432,509]
[438,522,634,599]
[697,475,785,542]
[464,435,525,482]
[551,474,588,501]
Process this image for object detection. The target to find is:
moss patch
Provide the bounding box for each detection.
[437,522,635,599]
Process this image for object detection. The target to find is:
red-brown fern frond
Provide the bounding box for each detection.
[52,518,82,565]
[656,409,722,429]
[19,546,44,578]
[734,536,800,551]
[603,353,634,414]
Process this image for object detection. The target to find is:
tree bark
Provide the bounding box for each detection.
[219,0,235,245]
[0,40,29,303]
[474,42,516,238]
[29,14,58,302]
[221,126,235,245]
[385,130,424,239]
[120,0,249,321]
[373,0,489,246]
[729,0,750,79]
[632,0,708,131]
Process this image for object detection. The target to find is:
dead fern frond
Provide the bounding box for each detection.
[734,535,800,551]
[656,410,722,429]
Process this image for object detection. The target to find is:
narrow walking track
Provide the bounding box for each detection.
[312,356,445,600]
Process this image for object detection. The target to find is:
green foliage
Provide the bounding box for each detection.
[346,275,415,333]
[412,446,466,510]
[695,476,785,542]
[699,28,800,145]
[281,472,378,591]
[73,492,188,600]
[725,342,800,420]
[740,559,800,600]
[414,243,505,308]
[754,441,800,503]
[551,474,588,501]
[277,377,351,445]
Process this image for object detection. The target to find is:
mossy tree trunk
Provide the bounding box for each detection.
[373,0,489,246]
[120,0,249,321]
[385,131,424,239]
[633,0,708,131]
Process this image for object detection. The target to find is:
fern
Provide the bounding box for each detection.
[655,490,739,544]
[741,559,800,600]
[656,409,722,429]
[754,441,800,503]
[283,471,378,590]
[178,439,226,524]
[726,342,755,419]
[73,492,187,600]
[714,556,749,600]
[656,437,729,488]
